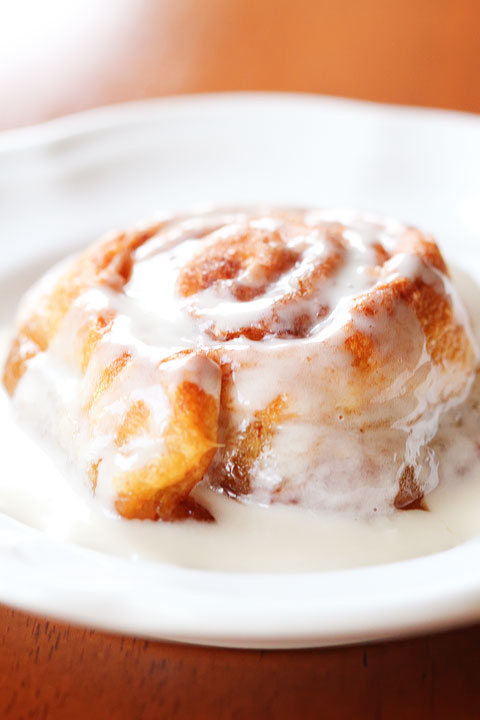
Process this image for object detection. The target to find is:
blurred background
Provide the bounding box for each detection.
[2,0,480,131]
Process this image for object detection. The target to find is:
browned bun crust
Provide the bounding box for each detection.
[3,224,162,396]
[3,222,221,521]
[3,208,477,518]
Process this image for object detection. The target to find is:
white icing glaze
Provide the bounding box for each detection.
[5,209,479,518]
[0,265,479,571]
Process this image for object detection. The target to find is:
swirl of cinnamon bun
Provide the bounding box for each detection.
[3,208,478,519]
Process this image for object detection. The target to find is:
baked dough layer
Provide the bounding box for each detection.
[3,208,477,519]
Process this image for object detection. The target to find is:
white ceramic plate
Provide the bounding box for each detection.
[1,93,480,648]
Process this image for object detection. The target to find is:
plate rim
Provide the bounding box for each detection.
[1,91,480,152]
[1,510,480,649]
[1,92,480,648]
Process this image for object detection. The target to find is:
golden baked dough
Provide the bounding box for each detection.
[3,223,221,521]
[3,208,477,519]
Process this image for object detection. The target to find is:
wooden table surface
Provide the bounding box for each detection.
[1,1,480,718]
[1,606,480,719]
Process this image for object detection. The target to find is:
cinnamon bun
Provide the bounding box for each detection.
[3,208,477,520]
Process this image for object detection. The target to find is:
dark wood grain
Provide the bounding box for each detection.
[1,605,480,720]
